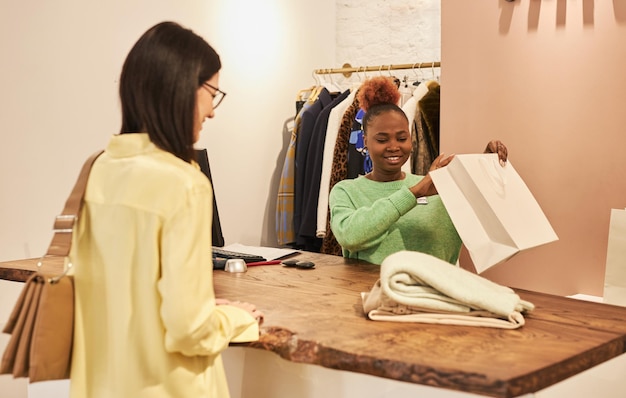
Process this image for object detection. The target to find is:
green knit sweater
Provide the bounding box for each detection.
[329,173,461,265]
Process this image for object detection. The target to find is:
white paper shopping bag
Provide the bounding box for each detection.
[430,154,558,273]
[603,208,626,306]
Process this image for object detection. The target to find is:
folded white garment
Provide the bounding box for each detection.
[362,251,534,329]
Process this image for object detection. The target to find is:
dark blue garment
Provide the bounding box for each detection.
[293,88,332,247]
[298,89,351,250]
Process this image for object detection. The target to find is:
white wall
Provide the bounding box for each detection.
[336,0,440,67]
[0,0,336,262]
[196,1,337,247]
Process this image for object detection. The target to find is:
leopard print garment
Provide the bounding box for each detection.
[412,83,440,175]
[320,93,361,256]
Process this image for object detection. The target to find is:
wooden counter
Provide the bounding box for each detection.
[3,253,626,398]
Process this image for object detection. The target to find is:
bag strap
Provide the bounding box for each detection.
[45,150,105,257]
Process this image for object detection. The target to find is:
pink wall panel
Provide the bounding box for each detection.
[441,0,626,296]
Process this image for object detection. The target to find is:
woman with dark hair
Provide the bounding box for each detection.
[70,22,262,398]
[329,76,508,267]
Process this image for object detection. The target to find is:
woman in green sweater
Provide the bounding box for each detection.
[329,77,507,266]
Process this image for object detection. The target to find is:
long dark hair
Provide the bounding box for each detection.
[119,21,221,163]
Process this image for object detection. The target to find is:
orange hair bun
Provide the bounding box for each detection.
[357,76,401,112]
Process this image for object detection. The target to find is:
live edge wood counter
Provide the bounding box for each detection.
[2,253,626,397]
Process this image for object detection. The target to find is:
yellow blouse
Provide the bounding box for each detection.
[70,133,258,398]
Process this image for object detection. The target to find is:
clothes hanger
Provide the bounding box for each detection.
[423,62,441,89]
[296,85,316,102]
[431,62,439,82]
[307,71,324,104]
[395,65,412,106]
[348,66,364,91]
[412,62,423,86]
[411,63,430,100]
[323,71,342,93]
[357,66,364,82]
[387,65,401,88]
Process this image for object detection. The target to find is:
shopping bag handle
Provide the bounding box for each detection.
[479,156,507,195]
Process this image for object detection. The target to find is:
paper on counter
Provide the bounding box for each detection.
[222,243,300,261]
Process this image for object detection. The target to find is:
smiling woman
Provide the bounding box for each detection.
[194,73,222,142]
[328,76,462,266]
[328,76,507,267]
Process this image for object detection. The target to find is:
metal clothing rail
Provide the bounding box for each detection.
[313,62,441,78]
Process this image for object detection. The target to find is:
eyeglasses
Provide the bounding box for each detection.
[202,83,227,109]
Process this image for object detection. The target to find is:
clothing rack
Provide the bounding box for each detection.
[314,62,441,78]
